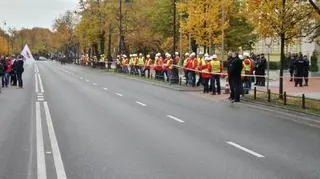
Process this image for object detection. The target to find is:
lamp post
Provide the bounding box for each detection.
[265,38,272,90]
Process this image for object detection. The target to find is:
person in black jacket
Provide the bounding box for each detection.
[294,53,306,87]
[11,56,17,86]
[226,52,235,100]
[229,53,243,102]
[16,55,24,88]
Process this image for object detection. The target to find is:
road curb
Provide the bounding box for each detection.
[241,99,320,127]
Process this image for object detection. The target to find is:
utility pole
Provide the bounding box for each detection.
[221,3,225,62]
[171,0,179,84]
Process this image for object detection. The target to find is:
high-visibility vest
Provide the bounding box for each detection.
[138,57,144,65]
[242,58,252,74]
[167,59,173,69]
[210,60,221,73]
[129,58,134,65]
[145,59,152,66]
[183,59,188,66]
[192,59,198,69]
[198,57,205,67]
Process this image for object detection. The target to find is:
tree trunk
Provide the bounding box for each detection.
[107,25,112,69]
[279,33,285,98]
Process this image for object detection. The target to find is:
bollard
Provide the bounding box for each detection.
[284,92,287,105]
[267,89,271,102]
[254,87,257,100]
[302,94,306,109]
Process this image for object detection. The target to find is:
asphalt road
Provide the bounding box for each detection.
[0,61,320,179]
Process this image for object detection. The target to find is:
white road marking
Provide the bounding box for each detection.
[38,99,44,101]
[136,101,147,106]
[103,87,108,91]
[80,77,83,80]
[166,115,185,123]
[92,83,97,86]
[37,73,44,93]
[35,74,39,93]
[46,151,52,154]
[85,79,90,82]
[115,93,123,97]
[36,102,47,179]
[43,102,67,179]
[226,141,265,158]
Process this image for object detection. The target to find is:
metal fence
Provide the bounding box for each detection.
[248,87,320,115]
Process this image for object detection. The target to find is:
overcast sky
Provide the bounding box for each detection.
[0,0,78,30]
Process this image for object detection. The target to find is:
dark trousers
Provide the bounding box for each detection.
[304,73,309,86]
[210,75,221,94]
[17,72,23,87]
[163,70,169,82]
[11,72,17,86]
[143,68,150,78]
[294,74,303,87]
[231,77,242,102]
[289,69,294,81]
[229,77,234,99]
[184,70,189,85]
[202,78,210,93]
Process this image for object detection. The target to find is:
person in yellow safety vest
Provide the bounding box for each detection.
[167,54,174,83]
[183,52,190,86]
[122,54,129,73]
[133,54,139,75]
[210,54,223,95]
[143,54,153,78]
[199,56,212,93]
[138,53,145,76]
[196,52,205,86]
[129,54,135,75]
[242,52,254,94]
[163,53,170,82]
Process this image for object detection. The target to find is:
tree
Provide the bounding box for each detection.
[178,0,232,50]
[246,0,320,97]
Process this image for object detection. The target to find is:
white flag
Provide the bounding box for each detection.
[21,44,35,64]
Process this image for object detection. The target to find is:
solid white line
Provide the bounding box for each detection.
[37,73,44,93]
[115,93,123,97]
[166,115,185,123]
[92,83,97,86]
[35,74,39,93]
[226,141,265,158]
[136,101,147,106]
[103,87,108,91]
[36,102,47,179]
[43,102,67,179]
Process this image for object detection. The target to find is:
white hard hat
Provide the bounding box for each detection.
[212,54,217,59]
[185,52,190,56]
[190,52,196,57]
[205,56,211,61]
[146,54,150,58]
[175,52,179,56]
[204,53,209,57]
[139,53,143,56]
[123,54,127,58]
[133,54,137,57]
[167,53,171,57]
[243,52,250,57]
[156,53,161,57]
[199,52,204,55]
[239,55,244,60]
[130,54,133,57]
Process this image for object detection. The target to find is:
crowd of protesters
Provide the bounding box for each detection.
[78,50,311,102]
[0,55,25,90]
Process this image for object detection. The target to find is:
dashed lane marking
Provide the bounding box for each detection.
[166,115,185,123]
[226,141,265,158]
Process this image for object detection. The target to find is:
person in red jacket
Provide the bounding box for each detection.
[4,58,12,87]
[199,56,212,93]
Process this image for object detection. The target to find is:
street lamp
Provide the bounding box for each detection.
[265,37,272,90]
